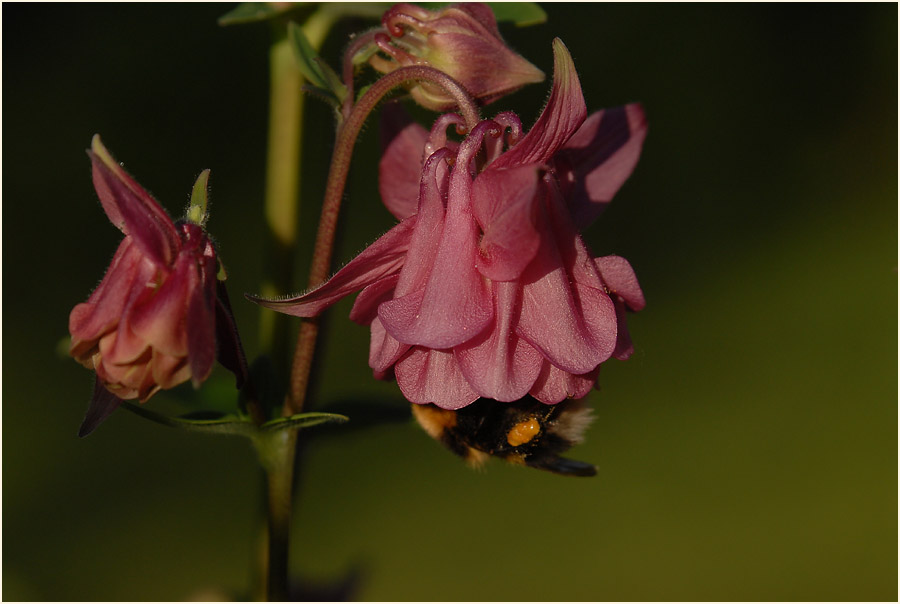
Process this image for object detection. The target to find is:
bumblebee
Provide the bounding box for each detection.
[411,396,597,477]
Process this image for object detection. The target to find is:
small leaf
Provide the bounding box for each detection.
[486,2,547,26]
[186,169,210,226]
[288,21,347,105]
[218,3,303,26]
[121,402,257,436]
[261,412,349,432]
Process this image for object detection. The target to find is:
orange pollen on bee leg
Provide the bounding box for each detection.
[507,418,541,447]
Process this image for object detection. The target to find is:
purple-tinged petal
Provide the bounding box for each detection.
[89,135,179,266]
[595,255,646,311]
[379,104,430,220]
[555,104,648,229]
[472,164,541,281]
[395,347,479,410]
[78,375,124,437]
[529,363,598,404]
[249,217,416,317]
[214,280,249,389]
[455,281,544,401]
[490,39,586,170]
[185,252,217,387]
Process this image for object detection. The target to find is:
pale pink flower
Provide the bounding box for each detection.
[369,3,544,110]
[70,136,245,434]
[254,40,646,409]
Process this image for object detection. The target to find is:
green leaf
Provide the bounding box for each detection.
[121,403,348,438]
[287,21,347,105]
[121,402,257,436]
[486,2,547,26]
[218,3,303,26]
[261,412,349,432]
[186,169,209,226]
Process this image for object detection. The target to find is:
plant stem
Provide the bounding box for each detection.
[257,429,298,602]
[285,66,480,415]
[255,11,336,602]
[259,12,337,392]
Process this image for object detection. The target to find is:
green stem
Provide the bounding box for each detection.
[255,10,337,602]
[285,66,480,415]
[259,12,337,386]
[256,429,298,602]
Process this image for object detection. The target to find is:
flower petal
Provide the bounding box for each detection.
[249,217,416,317]
[379,147,492,349]
[379,103,429,220]
[369,316,410,374]
[529,362,598,404]
[395,347,479,410]
[516,206,617,373]
[78,375,124,437]
[472,164,541,281]
[129,252,193,358]
[69,237,149,359]
[455,281,544,401]
[595,255,646,311]
[489,39,586,170]
[89,135,179,266]
[555,104,648,229]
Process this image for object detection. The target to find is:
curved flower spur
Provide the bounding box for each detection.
[252,39,647,471]
[69,136,247,436]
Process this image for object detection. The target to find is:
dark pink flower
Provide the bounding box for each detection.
[254,39,646,409]
[369,3,544,110]
[70,136,245,434]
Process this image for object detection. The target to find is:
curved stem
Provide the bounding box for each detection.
[285,66,480,415]
[341,29,381,119]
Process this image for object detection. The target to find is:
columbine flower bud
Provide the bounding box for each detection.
[69,136,234,410]
[369,2,544,111]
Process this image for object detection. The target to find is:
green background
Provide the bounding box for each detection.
[3,3,896,600]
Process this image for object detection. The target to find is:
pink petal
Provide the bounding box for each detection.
[368,317,410,374]
[250,217,416,317]
[395,347,479,409]
[516,206,617,373]
[610,299,634,360]
[595,255,646,311]
[349,274,399,325]
[529,362,598,404]
[379,104,430,220]
[555,104,648,229]
[472,164,541,281]
[130,252,193,358]
[455,281,544,401]
[69,238,148,350]
[378,147,492,349]
[392,149,452,298]
[489,39,586,170]
[89,135,179,266]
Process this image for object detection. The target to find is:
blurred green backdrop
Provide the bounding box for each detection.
[3,3,896,601]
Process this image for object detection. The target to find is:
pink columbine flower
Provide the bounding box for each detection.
[70,136,245,434]
[369,3,545,111]
[254,39,646,410]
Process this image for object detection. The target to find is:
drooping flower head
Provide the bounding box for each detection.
[70,136,245,434]
[369,2,545,110]
[253,39,646,410]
